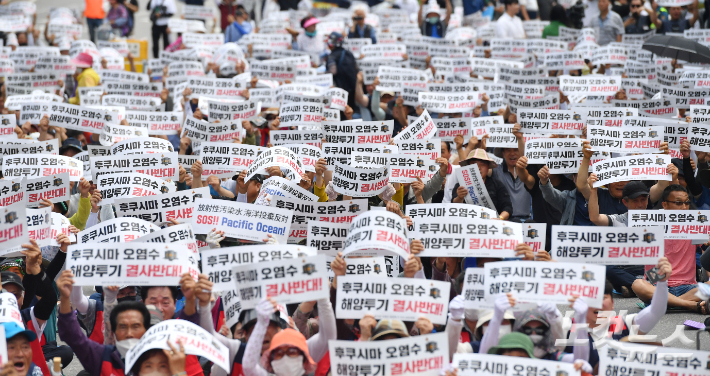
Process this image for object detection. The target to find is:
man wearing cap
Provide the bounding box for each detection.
[68,53,100,105]
[1,322,43,375]
[59,138,83,158]
[418,0,452,38]
[348,9,377,44]
[451,149,513,220]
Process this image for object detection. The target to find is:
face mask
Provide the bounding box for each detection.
[533,346,547,358]
[305,30,317,37]
[117,295,137,303]
[498,325,512,337]
[529,334,544,345]
[464,309,479,321]
[271,355,305,376]
[427,17,439,24]
[116,338,140,358]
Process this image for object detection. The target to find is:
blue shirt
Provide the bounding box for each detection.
[225,20,252,42]
[574,188,628,225]
[463,0,485,16]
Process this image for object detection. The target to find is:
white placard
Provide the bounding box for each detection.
[525,138,583,174]
[78,217,160,243]
[19,102,107,133]
[628,210,710,239]
[588,125,664,154]
[2,154,82,182]
[461,268,494,310]
[115,187,209,225]
[96,172,177,206]
[591,154,671,187]
[517,109,585,135]
[552,225,664,264]
[25,173,70,206]
[559,75,622,95]
[343,211,409,258]
[90,152,179,181]
[332,162,390,198]
[410,217,523,257]
[455,164,495,211]
[454,353,579,376]
[393,110,437,141]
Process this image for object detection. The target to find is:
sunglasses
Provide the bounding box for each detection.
[522,326,547,336]
[630,4,641,7]
[271,347,302,360]
[666,200,691,206]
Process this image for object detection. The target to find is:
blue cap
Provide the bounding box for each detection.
[1,322,37,342]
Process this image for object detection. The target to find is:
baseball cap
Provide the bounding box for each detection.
[1,322,36,342]
[487,332,534,358]
[59,138,83,155]
[370,319,410,341]
[0,259,24,276]
[0,271,24,291]
[622,181,650,199]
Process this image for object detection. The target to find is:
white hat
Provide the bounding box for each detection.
[6,33,18,47]
[423,2,441,16]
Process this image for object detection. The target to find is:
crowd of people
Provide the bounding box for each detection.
[0,0,708,375]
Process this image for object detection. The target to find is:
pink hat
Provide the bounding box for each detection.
[70,52,93,68]
[303,17,320,28]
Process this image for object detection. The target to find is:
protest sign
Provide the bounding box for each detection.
[552,225,664,265]
[0,201,27,257]
[99,70,149,83]
[270,130,323,148]
[598,344,709,376]
[104,81,161,97]
[516,109,585,135]
[343,211,409,258]
[19,102,107,133]
[255,176,318,207]
[90,152,179,181]
[628,210,710,239]
[329,333,448,376]
[525,138,584,174]
[233,254,329,309]
[326,87,349,111]
[433,118,469,141]
[244,146,304,181]
[49,213,75,249]
[410,217,523,257]
[102,95,161,110]
[393,110,437,141]
[186,77,244,99]
[272,195,366,222]
[484,260,606,308]
[688,124,710,152]
[455,164,495,211]
[591,154,671,187]
[588,125,664,154]
[125,320,229,373]
[461,268,494,310]
[406,203,498,223]
[67,242,199,285]
[507,94,560,115]
[200,143,264,178]
[559,75,622,95]
[454,353,579,376]
[278,102,323,126]
[25,173,70,206]
[307,222,350,256]
[201,244,316,291]
[0,293,23,329]
[396,138,441,160]
[332,162,390,197]
[99,123,148,146]
[111,137,174,156]
[78,217,159,243]
[282,144,321,172]
[327,256,398,279]
[181,117,245,147]
[2,154,82,182]
[323,121,392,144]
[192,198,293,244]
[222,288,241,328]
[205,98,259,122]
[336,275,451,324]
[22,207,51,248]
[0,139,59,167]
[4,93,61,111]
[0,178,25,207]
[135,223,198,254]
[97,172,176,206]
[115,187,209,225]
[544,51,586,70]
[418,92,478,113]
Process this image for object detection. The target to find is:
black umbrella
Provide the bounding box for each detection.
[642,35,710,64]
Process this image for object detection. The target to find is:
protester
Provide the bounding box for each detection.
[588,0,625,45]
[495,0,526,38]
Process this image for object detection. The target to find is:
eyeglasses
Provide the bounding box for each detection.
[271,347,302,360]
[521,327,547,336]
[630,4,641,7]
[666,200,691,206]
[352,16,364,21]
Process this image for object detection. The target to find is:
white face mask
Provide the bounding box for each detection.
[271,355,305,376]
[482,324,512,338]
[464,309,479,321]
[529,334,544,345]
[116,338,140,358]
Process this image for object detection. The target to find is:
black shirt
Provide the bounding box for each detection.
[625,14,653,33]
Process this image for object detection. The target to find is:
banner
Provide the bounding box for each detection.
[343,211,409,258]
[67,242,199,285]
[90,152,179,181]
[332,162,390,197]
[588,125,664,154]
[244,146,304,181]
[406,203,497,222]
[104,81,161,97]
[78,217,159,243]
[329,333,448,376]
[454,353,579,376]
[25,173,70,206]
[115,187,209,225]
[461,268,493,309]
[200,143,264,178]
[125,319,229,373]
[484,260,606,308]
[591,154,671,187]
[544,51,586,70]
[628,210,710,239]
[455,164,495,211]
[99,70,149,83]
[233,254,329,309]
[201,244,316,291]
[5,93,61,111]
[393,110,437,141]
[97,172,176,205]
[516,109,585,135]
[19,102,107,133]
[559,75,622,95]
[552,225,664,265]
[336,275,451,324]
[507,94,559,115]
[410,217,523,257]
[192,198,293,244]
[2,154,82,182]
[525,138,583,174]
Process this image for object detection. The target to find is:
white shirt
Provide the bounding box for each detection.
[495,12,526,39]
[520,0,538,12]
